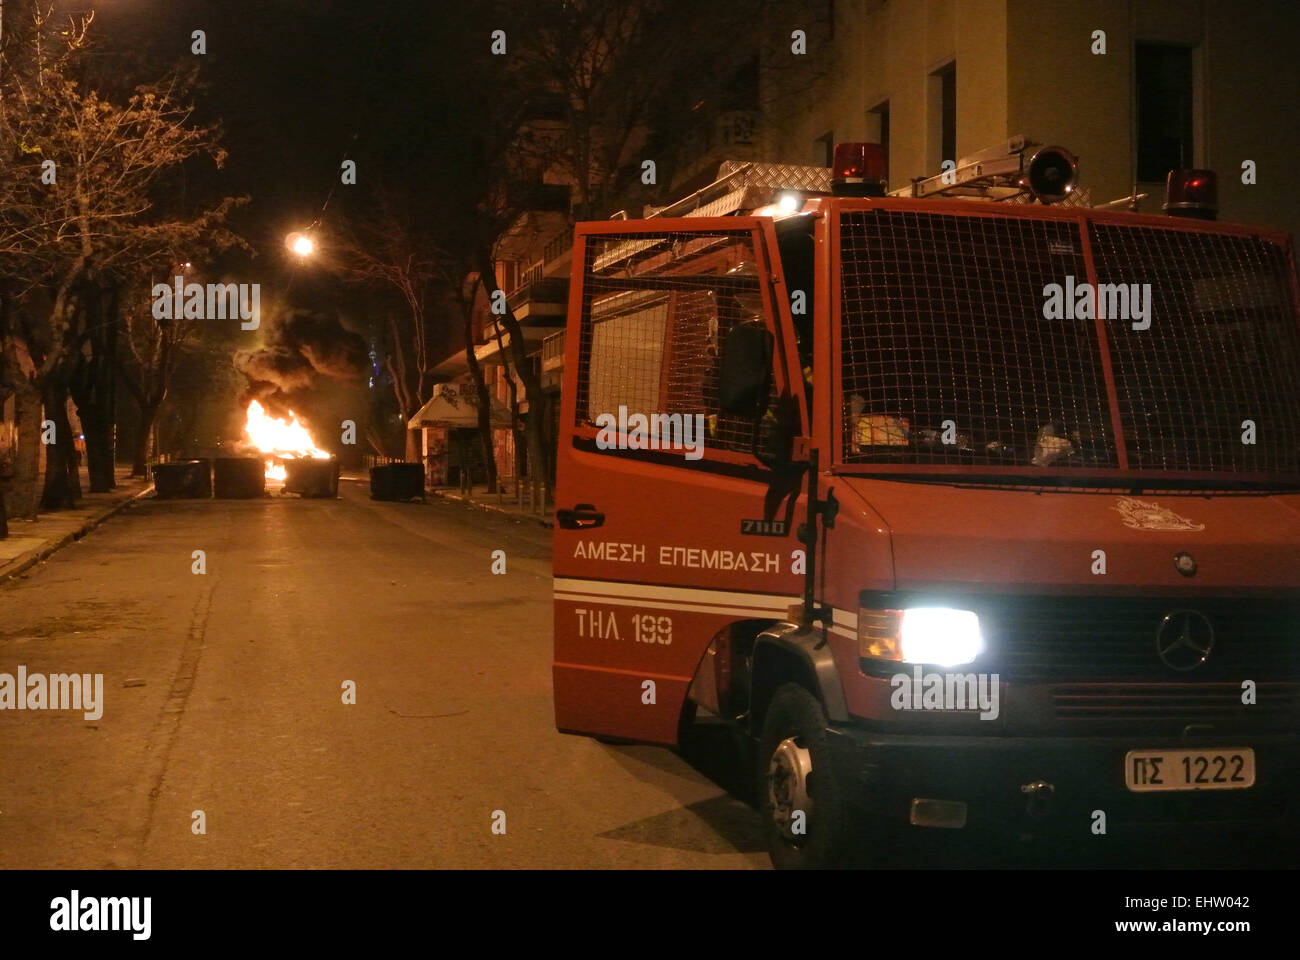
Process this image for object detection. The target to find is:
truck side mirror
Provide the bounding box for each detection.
[718,321,773,418]
[756,394,800,471]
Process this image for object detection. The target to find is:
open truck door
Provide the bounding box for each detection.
[552,218,810,743]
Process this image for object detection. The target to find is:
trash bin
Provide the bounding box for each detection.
[212,457,266,498]
[151,460,212,498]
[284,457,339,498]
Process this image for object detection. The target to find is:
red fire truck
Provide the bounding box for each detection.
[552,138,1300,868]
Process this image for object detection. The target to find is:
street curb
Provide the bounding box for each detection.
[426,487,554,529]
[0,482,156,584]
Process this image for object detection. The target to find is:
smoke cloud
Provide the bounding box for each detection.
[234,307,369,413]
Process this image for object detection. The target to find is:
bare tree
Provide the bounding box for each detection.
[0,3,93,519]
[0,4,242,513]
[330,194,499,491]
[116,267,199,476]
[513,0,785,216]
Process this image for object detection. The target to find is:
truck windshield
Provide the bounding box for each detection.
[837,207,1300,481]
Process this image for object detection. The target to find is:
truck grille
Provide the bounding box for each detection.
[975,596,1300,723]
[982,596,1300,681]
[1050,682,1300,720]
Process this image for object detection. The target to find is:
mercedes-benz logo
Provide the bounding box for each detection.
[1155,610,1215,671]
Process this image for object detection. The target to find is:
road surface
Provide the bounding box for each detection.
[6,481,1277,871]
[0,480,767,869]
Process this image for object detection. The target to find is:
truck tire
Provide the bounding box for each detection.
[758,682,851,869]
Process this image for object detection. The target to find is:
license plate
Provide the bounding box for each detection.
[1124,748,1255,792]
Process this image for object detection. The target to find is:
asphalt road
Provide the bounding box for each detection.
[0,480,768,869]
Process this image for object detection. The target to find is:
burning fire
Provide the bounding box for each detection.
[243,400,330,481]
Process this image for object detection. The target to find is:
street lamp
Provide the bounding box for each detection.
[285,231,316,259]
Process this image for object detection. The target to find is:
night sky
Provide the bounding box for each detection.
[57,0,486,448]
[92,0,451,282]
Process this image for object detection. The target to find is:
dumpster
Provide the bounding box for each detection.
[151,460,212,498]
[284,457,339,498]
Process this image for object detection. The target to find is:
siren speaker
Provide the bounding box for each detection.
[1023,147,1078,203]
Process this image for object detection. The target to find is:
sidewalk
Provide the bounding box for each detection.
[429,483,554,528]
[0,468,155,583]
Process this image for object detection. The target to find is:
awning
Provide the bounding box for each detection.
[408,385,513,430]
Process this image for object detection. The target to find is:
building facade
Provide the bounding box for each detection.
[761,0,1300,238]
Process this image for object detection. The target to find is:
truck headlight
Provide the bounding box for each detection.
[858,606,983,666]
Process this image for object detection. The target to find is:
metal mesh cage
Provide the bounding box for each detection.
[577,230,776,457]
[839,209,1117,467]
[1089,223,1300,474]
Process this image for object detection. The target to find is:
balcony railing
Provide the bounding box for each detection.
[508,224,575,304]
[542,225,574,265]
[541,329,565,372]
[517,260,545,292]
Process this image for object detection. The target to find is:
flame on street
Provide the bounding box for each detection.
[243,400,330,481]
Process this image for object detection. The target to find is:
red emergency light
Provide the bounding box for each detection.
[832,142,887,197]
[1163,169,1217,220]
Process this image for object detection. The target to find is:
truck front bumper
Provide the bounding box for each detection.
[827,727,1300,850]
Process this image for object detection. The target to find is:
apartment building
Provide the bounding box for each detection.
[761,0,1300,237]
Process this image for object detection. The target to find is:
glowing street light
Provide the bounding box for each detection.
[285,231,316,259]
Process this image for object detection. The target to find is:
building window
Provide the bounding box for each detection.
[1136,43,1194,182]
[814,131,834,167]
[497,260,521,295]
[928,62,956,173]
[867,100,890,183]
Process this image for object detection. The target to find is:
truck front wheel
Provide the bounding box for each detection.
[758,683,851,869]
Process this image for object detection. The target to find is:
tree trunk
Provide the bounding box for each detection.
[404,423,421,463]
[39,374,80,510]
[76,367,116,492]
[461,308,498,494]
[524,395,549,497]
[491,317,521,487]
[131,398,161,477]
[0,413,8,536]
[83,413,115,491]
[4,383,43,521]
[73,279,118,493]
[476,249,551,495]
